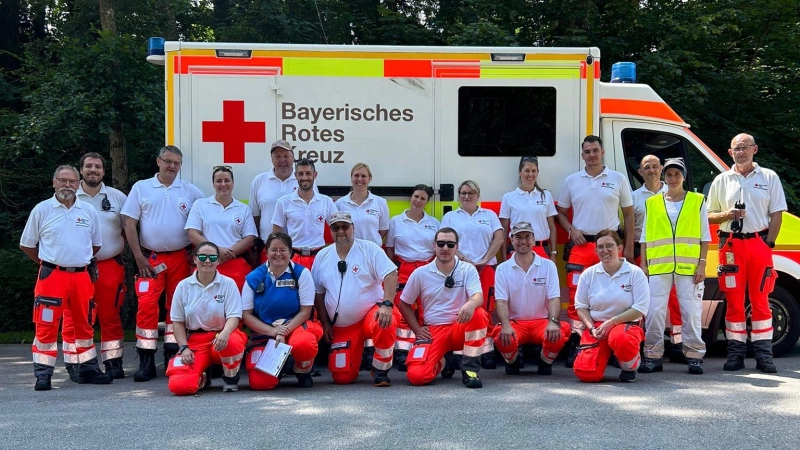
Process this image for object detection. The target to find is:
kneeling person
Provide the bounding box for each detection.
[492,222,570,375]
[400,227,489,388]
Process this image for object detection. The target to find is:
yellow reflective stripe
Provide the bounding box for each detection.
[464,329,487,341]
[480,67,579,79]
[648,256,699,266]
[136,327,159,339]
[77,348,98,363]
[33,353,57,366]
[463,345,483,357]
[646,237,675,247]
[284,58,383,77]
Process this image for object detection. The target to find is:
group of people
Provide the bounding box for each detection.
[20,133,786,393]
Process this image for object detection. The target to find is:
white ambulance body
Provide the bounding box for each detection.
[149,42,800,355]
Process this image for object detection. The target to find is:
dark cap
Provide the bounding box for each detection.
[663,158,686,177]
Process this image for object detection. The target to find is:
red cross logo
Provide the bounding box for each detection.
[202,100,266,164]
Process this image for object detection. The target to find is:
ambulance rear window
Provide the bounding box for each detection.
[458,86,557,157]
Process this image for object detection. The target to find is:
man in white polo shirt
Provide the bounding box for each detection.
[75,152,128,379]
[557,135,634,367]
[272,157,337,269]
[400,227,489,389]
[121,145,204,382]
[313,212,399,386]
[20,165,112,390]
[492,222,570,376]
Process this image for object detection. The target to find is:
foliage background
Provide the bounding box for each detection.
[1,0,798,331]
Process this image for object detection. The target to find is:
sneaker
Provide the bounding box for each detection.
[756,357,777,374]
[441,352,458,379]
[310,366,322,377]
[537,361,553,376]
[480,352,497,370]
[723,356,745,371]
[222,382,239,392]
[296,373,313,388]
[638,358,663,374]
[619,370,636,382]
[688,360,704,375]
[34,374,52,391]
[505,355,522,375]
[462,370,483,389]
[77,368,113,385]
[371,369,391,387]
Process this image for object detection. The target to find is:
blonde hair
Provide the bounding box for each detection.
[351,162,373,179]
[458,180,481,198]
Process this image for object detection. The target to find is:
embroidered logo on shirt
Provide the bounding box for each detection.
[75,217,90,228]
[752,183,769,191]
[352,266,360,274]
[531,277,547,286]
[423,224,437,230]
[477,219,490,225]
[179,202,188,211]
[292,186,299,192]
[316,214,325,223]
[213,294,226,303]
[621,284,632,292]
[600,182,616,189]
[366,208,378,216]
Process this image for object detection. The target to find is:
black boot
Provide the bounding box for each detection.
[134,348,157,382]
[668,342,687,364]
[505,354,522,375]
[163,344,178,375]
[395,349,409,373]
[78,368,113,384]
[103,358,125,379]
[35,374,52,391]
[65,364,80,383]
[296,373,313,388]
[752,339,777,373]
[480,351,497,370]
[360,346,375,371]
[441,352,460,379]
[564,333,580,368]
[723,340,746,371]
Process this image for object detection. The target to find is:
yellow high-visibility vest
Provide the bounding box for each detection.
[644,192,703,275]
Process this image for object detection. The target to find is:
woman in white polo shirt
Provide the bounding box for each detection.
[385,184,440,370]
[186,166,258,291]
[334,163,390,246]
[500,156,558,261]
[167,241,246,395]
[573,230,649,383]
[441,180,504,369]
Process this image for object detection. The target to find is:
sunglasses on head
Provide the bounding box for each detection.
[212,165,232,171]
[331,224,351,232]
[197,254,219,262]
[435,241,457,248]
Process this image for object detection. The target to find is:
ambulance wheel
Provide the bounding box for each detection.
[745,286,800,357]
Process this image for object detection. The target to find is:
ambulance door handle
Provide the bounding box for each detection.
[439,184,454,202]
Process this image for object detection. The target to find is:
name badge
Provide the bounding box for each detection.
[276,279,296,288]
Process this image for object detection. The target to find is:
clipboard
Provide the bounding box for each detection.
[254,339,293,377]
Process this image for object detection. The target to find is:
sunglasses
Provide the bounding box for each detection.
[196,254,219,262]
[213,165,233,171]
[435,241,457,248]
[331,224,351,232]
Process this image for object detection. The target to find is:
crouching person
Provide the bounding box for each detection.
[167,242,246,395]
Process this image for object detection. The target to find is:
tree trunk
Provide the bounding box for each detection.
[98,0,117,35]
[98,0,126,190]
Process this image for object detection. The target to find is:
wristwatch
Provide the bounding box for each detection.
[550,317,559,324]
[767,241,776,249]
[550,251,558,256]
[376,300,393,308]
[178,345,190,354]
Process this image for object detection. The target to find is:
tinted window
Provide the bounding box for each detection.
[458,86,556,157]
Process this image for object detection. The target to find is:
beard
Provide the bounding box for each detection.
[83,176,102,188]
[56,188,75,200]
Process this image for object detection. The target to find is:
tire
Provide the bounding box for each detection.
[745,285,800,357]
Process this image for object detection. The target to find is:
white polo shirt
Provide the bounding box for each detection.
[440,207,502,265]
[631,182,666,242]
[249,169,313,240]
[271,191,337,249]
[494,254,561,321]
[499,188,557,240]
[76,183,127,261]
[20,197,102,267]
[707,164,787,233]
[312,239,397,328]
[121,175,203,252]
[241,264,316,310]
[558,167,633,234]
[334,192,390,245]
[386,210,440,262]
[401,258,482,326]
[185,196,258,248]
[170,271,242,331]
[641,196,712,242]
[574,260,650,322]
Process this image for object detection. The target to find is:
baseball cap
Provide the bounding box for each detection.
[510,222,534,236]
[270,140,293,152]
[663,158,686,177]
[329,212,353,225]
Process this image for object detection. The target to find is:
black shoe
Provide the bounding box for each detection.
[688,360,704,375]
[537,361,553,375]
[134,349,157,382]
[619,370,636,382]
[78,368,113,385]
[66,364,80,383]
[608,354,621,369]
[505,355,522,375]
[441,352,459,378]
[638,358,663,373]
[371,369,391,387]
[361,347,375,371]
[480,352,497,370]
[310,366,322,377]
[756,357,777,374]
[565,333,580,368]
[296,373,313,388]
[395,349,409,373]
[723,355,745,371]
[462,370,483,389]
[669,343,687,364]
[34,374,52,391]
[103,358,125,379]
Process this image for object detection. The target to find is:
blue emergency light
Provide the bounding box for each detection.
[146,37,166,65]
[611,62,636,83]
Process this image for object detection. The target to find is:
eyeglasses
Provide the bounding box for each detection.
[159,157,182,167]
[513,234,534,240]
[731,145,755,153]
[212,165,232,171]
[459,192,476,198]
[596,244,619,251]
[196,254,219,262]
[55,178,79,186]
[435,241,457,248]
[331,224,351,232]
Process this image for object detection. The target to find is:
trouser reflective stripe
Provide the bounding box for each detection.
[164,323,177,344]
[167,329,247,396]
[644,274,705,359]
[62,341,78,364]
[750,318,773,341]
[364,339,374,348]
[34,339,58,351]
[33,353,57,366]
[725,320,748,343]
[327,307,398,385]
[100,339,124,361]
[395,340,413,350]
[670,325,683,344]
[619,353,641,371]
[77,347,98,363]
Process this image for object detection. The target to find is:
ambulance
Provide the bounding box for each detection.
[146,40,800,356]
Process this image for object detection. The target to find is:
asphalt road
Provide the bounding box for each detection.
[1,343,799,450]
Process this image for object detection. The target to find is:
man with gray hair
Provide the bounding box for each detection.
[20,165,112,390]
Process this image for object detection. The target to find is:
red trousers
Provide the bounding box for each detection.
[573,322,644,383]
[506,243,550,260]
[492,319,571,364]
[291,253,317,270]
[217,257,251,292]
[328,306,398,384]
[565,242,600,327]
[246,321,323,390]
[394,258,431,351]
[134,250,190,350]
[719,236,776,344]
[32,266,99,375]
[166,328,246,396]
[635,255,682,343]
[406,308,490,386]
[477,265,496,312]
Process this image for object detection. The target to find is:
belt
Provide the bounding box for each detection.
[292,247,323,256]
[582,234,597,243]
[718,229,768,240]
[142,247,187,256]
[41,261,87,272]
[534,240,547,246]
[397,282,406,292]
[187,329,216,334]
